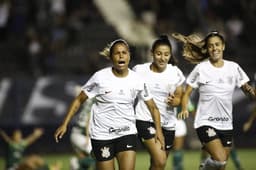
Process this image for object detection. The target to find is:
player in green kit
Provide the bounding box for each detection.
[0,128,44,170]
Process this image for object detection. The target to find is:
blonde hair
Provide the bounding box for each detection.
[99,44,111,60]
[171,32,207,64]
[99,39,129,60]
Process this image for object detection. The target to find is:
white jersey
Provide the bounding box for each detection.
[187,60,249,130]
[82,67,152,140]
[133,63,185,130]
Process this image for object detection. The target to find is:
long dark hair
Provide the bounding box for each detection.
[151,35,177,65]
[203,31,225,49]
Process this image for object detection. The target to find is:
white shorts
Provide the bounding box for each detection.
[175,119,187,137]
[70,128,92,154]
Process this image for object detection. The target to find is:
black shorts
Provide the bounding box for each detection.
[136,120,175,150]
[196,126,233,147]
[91,134,137,161]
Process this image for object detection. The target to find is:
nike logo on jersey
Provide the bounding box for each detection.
[104,91,111,94]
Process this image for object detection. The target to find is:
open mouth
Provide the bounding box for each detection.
[118,61,126,65]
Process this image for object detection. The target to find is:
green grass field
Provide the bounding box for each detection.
[1,149,255,170]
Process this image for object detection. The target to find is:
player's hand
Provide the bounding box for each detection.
[178,110,189,119]
[243,122,252,132]
[155,129,165,150]
[33,128,44,137]
[54,124,67,143]
[166,94,175,106]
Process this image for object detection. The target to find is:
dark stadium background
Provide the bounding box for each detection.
[0,0,256,157]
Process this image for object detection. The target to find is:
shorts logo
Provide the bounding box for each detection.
[126,145,133,148]
[227,141,232,145]
[206,128,216,137]
[166,145,172,149]
[147,126,156,135]
[101,146,110,158]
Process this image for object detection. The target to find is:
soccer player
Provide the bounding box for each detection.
[173,31,256,170]
[133,35,185,170]
[54,39,164,170]
[173,100,195,170]
[243,104,256,132]
[0,128,44,170]
[69,95,95,170]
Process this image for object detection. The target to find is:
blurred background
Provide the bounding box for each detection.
[0,0,255,159]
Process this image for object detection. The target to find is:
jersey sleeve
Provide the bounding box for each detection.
[186,64,200,88]
[132,65,138,72]
[175,66,186,86]
[235,63,249,87]
[81,73,99,98]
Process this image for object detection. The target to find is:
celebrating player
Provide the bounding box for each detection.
[173,31,256,170]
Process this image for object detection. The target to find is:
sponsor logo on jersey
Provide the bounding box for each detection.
[109,126,130,134]
[208,117,229,121]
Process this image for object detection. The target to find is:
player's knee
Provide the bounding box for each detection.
[151,157,166,169]
[213,151,227,162]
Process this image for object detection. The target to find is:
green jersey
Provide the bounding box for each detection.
[6,140,28,169]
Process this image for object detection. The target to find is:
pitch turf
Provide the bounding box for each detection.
[0,149,255,169]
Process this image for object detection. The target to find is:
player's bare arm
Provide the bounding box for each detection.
[54,91,88,143]
[178,85,193,119]
[166,85,183,107]
[0,129,12,143]
[241,83,256,100]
